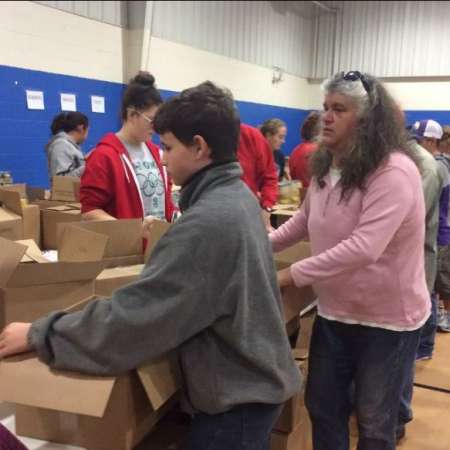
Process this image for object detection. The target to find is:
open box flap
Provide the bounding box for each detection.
[137,353,180,410]
[58,220,143,258]
[0,238,27,287]
[58,226,109,262]
[16,239,50,264]
[144,220,172,262]
[0,354,115,417]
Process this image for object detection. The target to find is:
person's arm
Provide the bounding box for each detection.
[0,216,217,375]
[288,165,420,288]
[49,140,84,177]
[80,148,115,216]
[257,138,279,210]
[82,209,116,221]
[269,189,310,251]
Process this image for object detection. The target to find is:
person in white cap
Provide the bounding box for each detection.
[412,119,450,340]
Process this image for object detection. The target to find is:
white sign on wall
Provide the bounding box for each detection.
[26,90,45,110]
[91,95,105,113]
[60,93,77,111]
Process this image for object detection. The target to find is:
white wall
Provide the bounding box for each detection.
[0,1,124,83]
[384,81,450,111]
[306,78,450,112]
[147,37,315,110]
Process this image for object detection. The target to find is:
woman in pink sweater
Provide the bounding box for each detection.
[270,71,429,450]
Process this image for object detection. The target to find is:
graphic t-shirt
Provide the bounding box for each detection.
[120,139,166,219]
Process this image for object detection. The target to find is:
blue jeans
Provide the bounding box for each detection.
[416,293,437,358]
[397,293,434,436]
[305,316,421,450]
[182,403,283,450]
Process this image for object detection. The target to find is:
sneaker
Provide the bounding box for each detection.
[437,309,450,332]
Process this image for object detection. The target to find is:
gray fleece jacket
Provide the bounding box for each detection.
[29,162,302,414]
[408,140,443,292]
[46,131,85,177]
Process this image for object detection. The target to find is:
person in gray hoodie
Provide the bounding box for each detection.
[0,82,301,450]
[46,111,89,178]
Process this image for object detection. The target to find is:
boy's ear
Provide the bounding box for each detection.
[192,135,212,160]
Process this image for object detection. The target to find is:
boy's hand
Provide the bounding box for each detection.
[0,323,32,359]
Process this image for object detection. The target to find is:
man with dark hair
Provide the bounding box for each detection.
[0,81,301,450]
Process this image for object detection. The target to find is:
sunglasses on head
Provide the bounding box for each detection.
[342,71,370,95]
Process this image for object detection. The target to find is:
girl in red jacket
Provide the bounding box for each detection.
[80,72,176,235]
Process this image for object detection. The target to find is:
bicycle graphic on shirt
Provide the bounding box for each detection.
[133,161,165,213]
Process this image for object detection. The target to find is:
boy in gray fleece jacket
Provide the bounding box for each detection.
[0,82,301,450]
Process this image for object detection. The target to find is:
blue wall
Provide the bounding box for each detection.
[0,65,124,188]
[159,89,310,158]
[2,65,449,188]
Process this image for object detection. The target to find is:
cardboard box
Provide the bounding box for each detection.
[93,220,172,297]
[272,360,311,449]
[271,418,311,450]
[95,264,144,297]
[144,220,172,261]
[51,175,80,202]
[271,204,299,228]
[59,219,145,268]
[0,188,41,245]
[273,361,307,434]
[41,204,81,250]
[0,351,180,450]
[274,242,316,324]
[0,228,107,328]
[0,207,22,240]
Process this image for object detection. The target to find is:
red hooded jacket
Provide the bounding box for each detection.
[80,133,176,221]
[237,124,278,209]
[289,141,317,188]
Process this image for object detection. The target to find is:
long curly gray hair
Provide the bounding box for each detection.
[310,71,413,200]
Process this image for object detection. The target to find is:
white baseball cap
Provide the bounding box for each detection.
[412,119,443,140]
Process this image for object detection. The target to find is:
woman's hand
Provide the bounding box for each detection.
[0,323,32,359]
[142,215,156,239]
[261,210,274,233]
[277,267,294,288]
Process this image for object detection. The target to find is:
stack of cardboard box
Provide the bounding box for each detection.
[0,226,107,329]
[0,220,316,449]
[0,187,40,245]
[0,296,181,450]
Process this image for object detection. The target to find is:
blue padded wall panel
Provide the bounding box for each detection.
[0,64,124,188]
[159,89,311,158]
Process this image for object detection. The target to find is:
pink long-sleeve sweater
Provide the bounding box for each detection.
[270,152,430,330]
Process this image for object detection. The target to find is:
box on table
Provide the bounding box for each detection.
[94,219,172,297]
[41,204,82,249]
[274,242,316,324]
[51,175,80,202]
[271,204,299,228]
[0,296,181,450]
[0,226,107,329]
[95,264,144,297]
[0,187,41,245]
